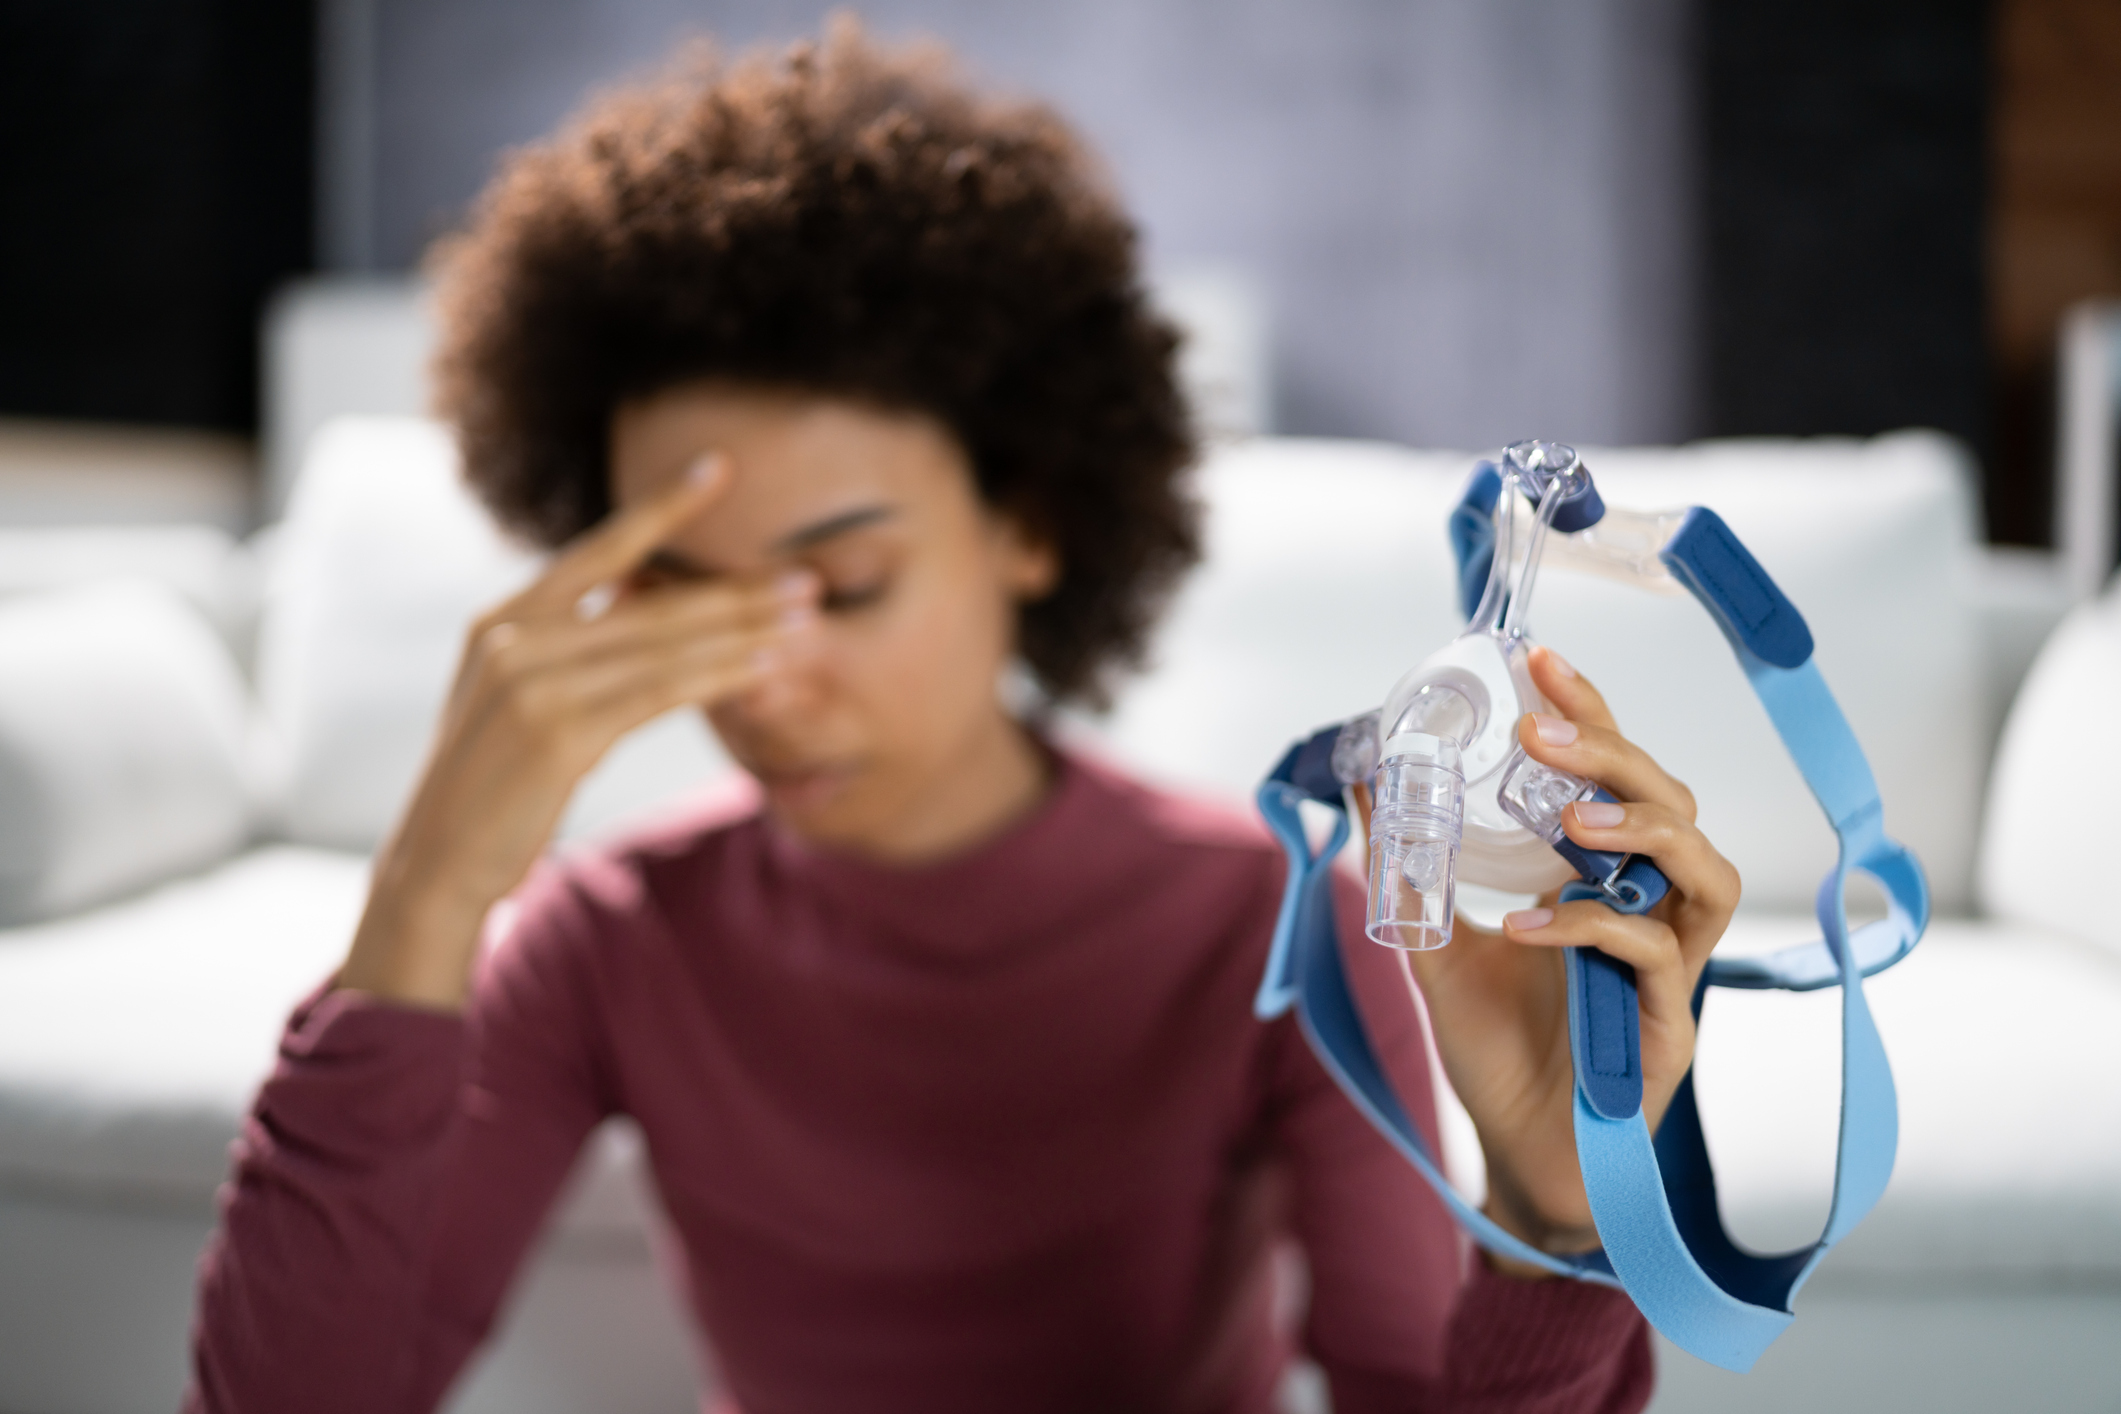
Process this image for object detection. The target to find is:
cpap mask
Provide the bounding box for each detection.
[1254,442,1930,1374]
[1340,440,1669,950]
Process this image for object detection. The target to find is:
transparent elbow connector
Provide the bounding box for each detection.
[1366,682,1479,949]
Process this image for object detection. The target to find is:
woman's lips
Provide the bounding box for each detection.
[753,761,858,813]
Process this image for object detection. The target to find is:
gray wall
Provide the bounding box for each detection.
[324,0,1699,449]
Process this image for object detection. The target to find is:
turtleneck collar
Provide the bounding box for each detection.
[754,743,1153,956]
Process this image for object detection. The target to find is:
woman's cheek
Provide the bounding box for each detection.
[901,569,1012,705]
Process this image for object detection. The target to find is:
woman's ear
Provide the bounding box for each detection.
[993,513,1061,602]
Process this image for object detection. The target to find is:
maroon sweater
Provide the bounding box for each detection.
[186,749,1649,1414]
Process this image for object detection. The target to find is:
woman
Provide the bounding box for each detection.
[187,23,1737,1414]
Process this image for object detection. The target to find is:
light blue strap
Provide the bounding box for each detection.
[1571,807,1914,1367]
[1662,511,1931,996]
[1552,509,1928,1370]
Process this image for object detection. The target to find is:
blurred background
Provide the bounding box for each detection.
[7,0,2115,544]
[3,5,2121,1414]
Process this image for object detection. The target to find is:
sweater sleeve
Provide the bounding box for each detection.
[184,870,618,1414]
[1273,871,1651,1414]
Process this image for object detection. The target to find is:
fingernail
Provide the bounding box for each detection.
[1546,648,1577,678]
[773,570,816,602]
[686,454,725,487]
[749,646,779,672]
[779,601,816,631]
[1505,908,1554,931]
[574,582,617,621]
[1532,714,1578,747]
[1573,800,1625,828]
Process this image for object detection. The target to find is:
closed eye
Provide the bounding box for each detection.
[821,579,890,612]
[638,550,707,584]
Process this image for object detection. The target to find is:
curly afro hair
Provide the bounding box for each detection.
[430,19,1200,707]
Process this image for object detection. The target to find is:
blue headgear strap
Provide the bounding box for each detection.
[1255,475,1929,1373]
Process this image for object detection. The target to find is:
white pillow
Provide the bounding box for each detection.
[257,417,733,852]
[1086,432,1987,913]
[0,581,252,924]
[1978,584,2121,956]
[255,418,534,849]
[0,525,255,661]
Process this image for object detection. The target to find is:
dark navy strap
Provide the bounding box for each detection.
[1560,906,1643,1122]
[1553,792,1671,914]
[1446,461,1502,619]
[1255,475,1929,1373]
[1664,508,1812,668]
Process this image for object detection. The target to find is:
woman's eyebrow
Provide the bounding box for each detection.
[772,503,898,553]
[640,505,898,578]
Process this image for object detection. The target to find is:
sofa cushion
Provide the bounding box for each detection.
[1413,912,2121,1288]
[0,848,368,1202]
[1084,431,1987,913]
[256,419,537,850]
[0,581,253,925]
[256,417,734,852]
[0,525,256,660]
[1691,915,2121,1286]
[1979,583,2121,959]
[0,845,686,1414]
[0,845,653,1242]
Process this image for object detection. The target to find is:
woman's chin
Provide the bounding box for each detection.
[757,765,868,836]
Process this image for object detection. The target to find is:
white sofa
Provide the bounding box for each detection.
[1,418,2118,1414]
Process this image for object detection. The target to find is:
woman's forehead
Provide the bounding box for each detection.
[611,383,975,563]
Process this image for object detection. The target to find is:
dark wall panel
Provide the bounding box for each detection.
[0,0,314,432]
[1702,0,1992,522]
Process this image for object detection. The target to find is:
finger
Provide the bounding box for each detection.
[1515,712,1697,822]
[591,570,812,650]
[1527,644,1617,734]
[1499,901,1696,1016]
[574,632,802,741]
[517,453,735,615]
[555,622,797,715]
[462,620,797,762]
[497,640,785,782]
[478,571,812,681]
[1556,799,1740,968]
